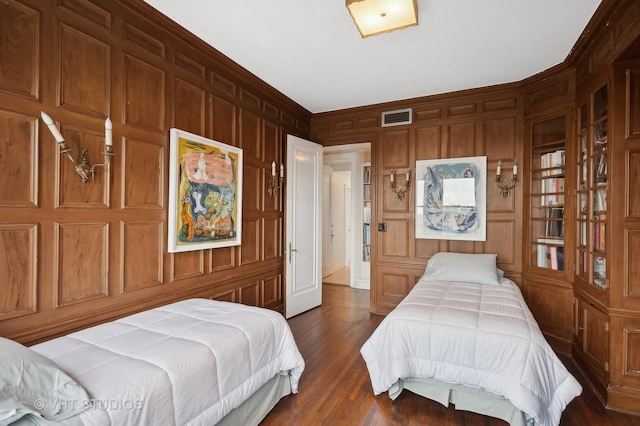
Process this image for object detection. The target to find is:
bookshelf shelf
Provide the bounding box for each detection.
[527,114,567,272]
[362,163,371,263]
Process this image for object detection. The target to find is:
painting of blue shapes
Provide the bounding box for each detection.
[416,156,487,241]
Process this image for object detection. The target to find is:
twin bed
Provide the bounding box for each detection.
[1,252,580,425]
[361,252,582,426]
[1,298,304,425]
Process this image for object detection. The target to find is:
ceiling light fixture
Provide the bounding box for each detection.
[346,0,418,38]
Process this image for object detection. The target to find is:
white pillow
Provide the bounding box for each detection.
[0,337,89,424]
[424,252,501,285]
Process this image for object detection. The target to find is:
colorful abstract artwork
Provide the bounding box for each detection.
[415,156,486,241]
[168,129,243,252]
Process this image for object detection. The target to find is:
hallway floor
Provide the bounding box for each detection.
[322,266,349,286]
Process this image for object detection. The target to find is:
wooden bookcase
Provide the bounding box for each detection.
[523,108,574,354]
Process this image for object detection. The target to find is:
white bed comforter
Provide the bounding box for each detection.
[30,298,305,425]
[360,278,581,426]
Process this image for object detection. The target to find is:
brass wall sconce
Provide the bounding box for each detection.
[496,159,518,197]
[267,161,284,197]
[41,111,114,183]
[391,169,410,200]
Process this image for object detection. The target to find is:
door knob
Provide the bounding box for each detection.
[289,242,297,263]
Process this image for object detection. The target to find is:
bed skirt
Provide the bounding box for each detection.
[392,377,529,426]
[217,373,292,426]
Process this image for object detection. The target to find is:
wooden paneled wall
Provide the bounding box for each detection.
[0,0,310,344]
[311,88,524,314]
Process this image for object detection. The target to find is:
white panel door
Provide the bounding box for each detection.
[285,135,323,318]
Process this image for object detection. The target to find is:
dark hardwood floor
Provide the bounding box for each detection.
[261,284,640,425]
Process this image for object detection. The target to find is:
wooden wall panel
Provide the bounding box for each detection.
[375,266,424,314]
[414,126,441,160]
[623,325,640,378]
[448,122,476,158]
[485,220,517,268]
[0,111,37,206]
[210,95,236,147]
[628,151,640,217]
[381,130,410,168]
[210,247,235,272]
[240,218,261,265]
[238,280,260,306]
[626,230,640,298]
[379,219,410,258]
[262,274,281,308]
[211,288,235,302]
[124,55,165,131]
[124,23,164,59]
[243,163,261,213]
[173,78,205,135]
[59,25,109,116]
[262,217,280,261]
[524,281,573,353]
[484,117,517,162]
[60,0,111,30]
[56,222,109,306]
[0,224,37,319]
[122,138,164,208]
[174,53,205,81]
[0,1,39,99]
[171,251,204,280]
[239,109,261,161]
[122,221,163,292]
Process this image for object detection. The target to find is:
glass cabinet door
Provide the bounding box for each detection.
[529,115,566,272]
[576,84,608,290]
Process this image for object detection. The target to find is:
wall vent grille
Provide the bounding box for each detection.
[381,108,412,127]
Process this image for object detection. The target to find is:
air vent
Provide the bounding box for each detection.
[381,108,412,127]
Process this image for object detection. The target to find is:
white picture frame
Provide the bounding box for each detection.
[415,156,487,241]
[168,128,243,252]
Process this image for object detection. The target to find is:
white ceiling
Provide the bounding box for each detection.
[143,0,602,114]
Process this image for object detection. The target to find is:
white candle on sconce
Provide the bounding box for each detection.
[405,170,410,182]
[390,170,395,183]
[271,161,276,177]
[513,160,518,176]
[496,160,502,177]
[280,163,284,178]
[105,117,113,147]
[40,111,65,143]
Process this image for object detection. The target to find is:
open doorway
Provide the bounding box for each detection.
[322,143,371,290]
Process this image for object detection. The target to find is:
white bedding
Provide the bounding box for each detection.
[29,298,305,425]
[360,277,582,426]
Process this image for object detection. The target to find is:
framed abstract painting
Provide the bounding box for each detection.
[415,156,486,241]
[168,128,243,252]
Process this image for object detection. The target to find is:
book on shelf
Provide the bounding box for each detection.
[594,186,607,212]
[363,184,371,201]
[594,121,607,145]
[541,177,564,205]
[362,245,371,262]
[540,149,565,176]
[536,238,562,269]
[546,207,564,237]
[363,223,371,245]
[363,166,371,184]
[594,215,606,251]
[549,246,564,271]
[363,205,371,223]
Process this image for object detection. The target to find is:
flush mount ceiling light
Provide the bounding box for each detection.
[347,0,418,38]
